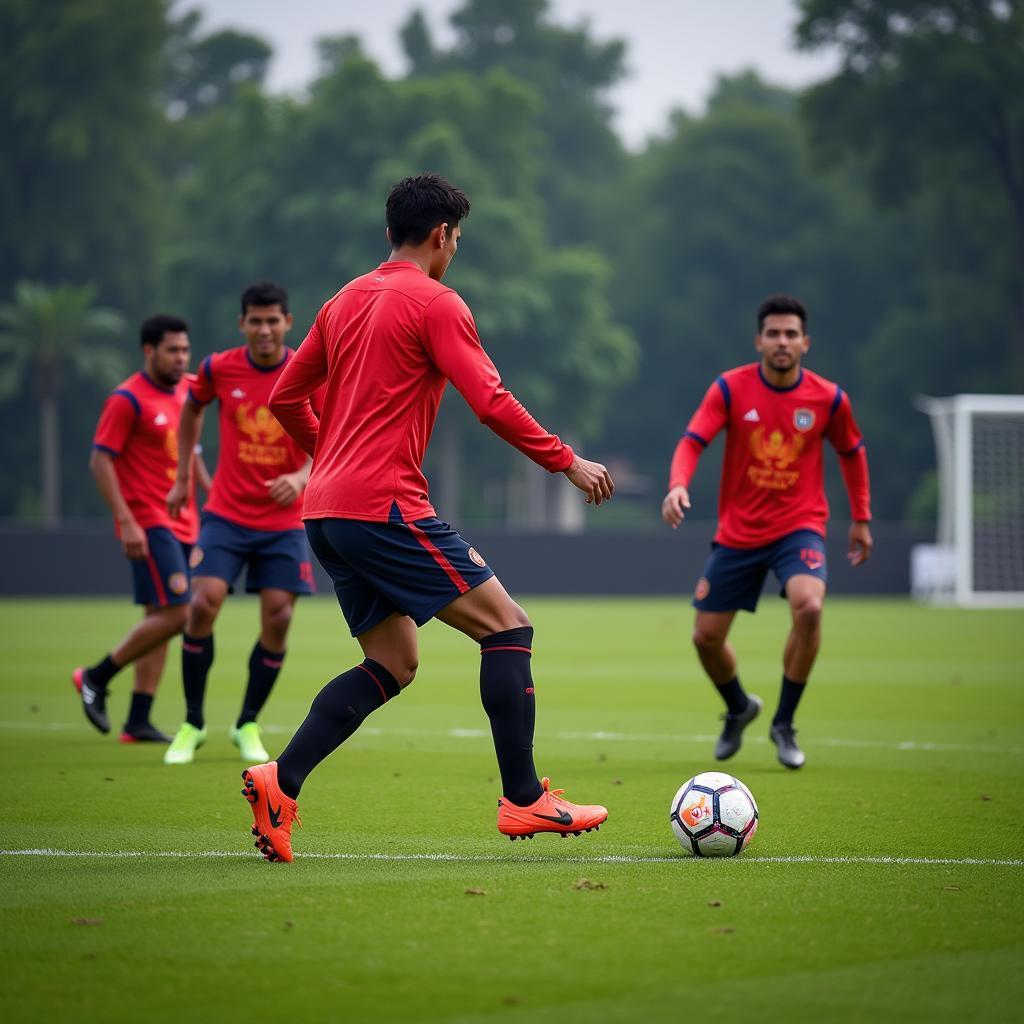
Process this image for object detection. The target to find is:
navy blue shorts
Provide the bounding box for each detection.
[692,529,827,613]
[191,512,315,595]
[305,508,495,637]
[130,527,192,607]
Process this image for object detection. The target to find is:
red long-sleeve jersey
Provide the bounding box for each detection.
[270,260,575,522]
[669,363,871,548]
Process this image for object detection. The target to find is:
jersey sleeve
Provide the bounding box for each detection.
[269,313,328,458]
[188,355,217,406]
[668,378,730,489]
[92,391,140,457]
[421,292,574,473]
[826,388,872,521]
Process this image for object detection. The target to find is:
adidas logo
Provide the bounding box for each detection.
[82,682,97,705]
[154,412,169,426]
[743,408,760,422]
[231,388,246,399]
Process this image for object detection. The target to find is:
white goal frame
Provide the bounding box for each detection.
[917,394,1024,607]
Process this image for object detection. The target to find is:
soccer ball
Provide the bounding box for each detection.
[670,771,758,857]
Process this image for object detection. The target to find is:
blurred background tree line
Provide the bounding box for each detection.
[1,0,1021,528]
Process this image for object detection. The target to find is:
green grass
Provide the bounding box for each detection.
[2,596,1022,1023]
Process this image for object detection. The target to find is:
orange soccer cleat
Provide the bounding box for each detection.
[240,761,302,863]
[497,777,608,840]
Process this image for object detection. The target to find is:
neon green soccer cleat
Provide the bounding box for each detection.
[163,723,207,765]
[230,722,269,763]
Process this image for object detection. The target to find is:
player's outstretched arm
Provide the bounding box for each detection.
[89,449,148,559]
[564,455,614,506]
[661,485,691,528]
[848,521,873,567]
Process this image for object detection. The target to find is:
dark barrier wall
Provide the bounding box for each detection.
[0,521,930,597]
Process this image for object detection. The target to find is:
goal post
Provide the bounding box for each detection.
[916,394,1024,607]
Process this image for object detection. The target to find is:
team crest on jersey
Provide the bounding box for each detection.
[793,408,815,432]
[237,403,285,444]
[189,546,204,569]
[168,572,189,595]
[695,576,711,601]
[468,547,487,568]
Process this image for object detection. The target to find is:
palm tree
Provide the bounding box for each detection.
[0,282,126,525]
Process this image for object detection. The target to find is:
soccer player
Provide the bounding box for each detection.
[74,315,204,742]
[661,295,872,770]
[238,173,613,862]
[164,281,318,766]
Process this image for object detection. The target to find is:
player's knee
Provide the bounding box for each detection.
[262,600,293,640]
[189,590,222,630]
[792,596,823,632]
[692,625,722,653]
[396,658,418,688]
[507,603,532,630]
[162,603,189,635]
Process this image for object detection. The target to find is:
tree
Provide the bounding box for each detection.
[0,0,167,312]
[795,0,1024,385]
[0,283,126,524]
[401,0,629,243]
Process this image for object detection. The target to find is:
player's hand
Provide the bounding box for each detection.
[848,521,873,567]
[564,456,614,506]
[265,472,304,507]
[166,479,189,519]
[120,519,148,560]
[661,486,691,528]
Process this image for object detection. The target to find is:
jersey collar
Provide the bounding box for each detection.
[245,348,290,373]
[140,370,176,394]
[757,364,804,393]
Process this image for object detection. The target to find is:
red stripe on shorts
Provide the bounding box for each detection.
[146,552,168,606]
[480,646,533,655]
[405,522,471,594]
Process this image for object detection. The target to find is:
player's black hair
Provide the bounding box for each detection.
[757,295,807,332]
[139,314,189,347]
[386,173,471,247]
[241,280,289,315]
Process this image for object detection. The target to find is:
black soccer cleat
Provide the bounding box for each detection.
[714,694,763,760]
[119,723,173,744]
[770,722,806,769]
[73,667,110,734]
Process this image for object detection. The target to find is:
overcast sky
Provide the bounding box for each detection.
[188,0,840,149]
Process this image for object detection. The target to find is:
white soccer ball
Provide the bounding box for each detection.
[670,771,758,857]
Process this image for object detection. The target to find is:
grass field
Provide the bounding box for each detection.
[2,595,1022,1023]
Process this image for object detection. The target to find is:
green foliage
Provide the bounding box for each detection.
[0,282,127,522]
[0,0,166,312]
[2,0,1022,524]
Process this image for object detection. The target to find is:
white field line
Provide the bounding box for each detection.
[0,848,1021,867]
[1,719,1019,756]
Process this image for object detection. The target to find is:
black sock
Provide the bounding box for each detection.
[773,674,806,726]
[181,633,214,730]
[86,655,120,690]
[236,642,285,728]
[716,675,749,716]
[125,692,154,729]
[276,659,400,799]
[480,627,543,807]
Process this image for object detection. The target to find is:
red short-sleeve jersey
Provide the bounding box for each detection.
[93,371,198,543]
[669,363,871,548]
[268,261,574,523]
[188,346,319,532]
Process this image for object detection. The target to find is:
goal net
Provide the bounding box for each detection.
[917,394,1024,607]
